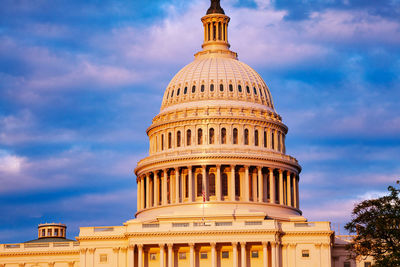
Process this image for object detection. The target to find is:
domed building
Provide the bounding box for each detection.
[0,1,374,267]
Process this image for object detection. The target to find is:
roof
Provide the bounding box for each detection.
[24,237,76,243]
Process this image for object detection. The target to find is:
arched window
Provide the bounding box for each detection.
[185,175,189,198]
[192,85,196,93]
[198,129,203,145]
[209,173,215,196]
[222,173,228,197]
[209,128,215,144]
[184,87,187,94]
[201,84,205,92]
[259,88,263,97]
[210,84,214,92]
[177,131,181,147]
[177,88,180,96]
[221,128,226,144]
[171,90,174,97]
[264,131,267,148]
[255,130,259,146]
[271,131,275,150]
[253,87,257,95]
[235,173,240,197]
[233,128,238,144]
[161,134,164,150]
[246,86,250,94]
[220,84,224,92]
[197,173,203,197]
[168,132,172,149]
[244,129,249,145]
[187,129,191,146]
[238,85,242,92]
[278,132,281,151]
[229,84,233,92]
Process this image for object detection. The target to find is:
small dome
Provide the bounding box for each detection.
[161,56,275,113]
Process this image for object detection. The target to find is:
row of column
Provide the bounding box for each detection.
[137,166,299,212]
[203,20,228,43]
[133,241,278,267]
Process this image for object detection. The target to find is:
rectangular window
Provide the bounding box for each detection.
[179,252,187,260]
[344,262,351,267]
[251,251,259,258]
[100,254,108,263]
[302,250,310,258]
[221,251,229,259]
[150,253,157,260]
[200,252,208,259]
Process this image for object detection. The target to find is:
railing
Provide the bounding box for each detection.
[93,227,114,232]
[142,223,160,229]
[1,242,79,251]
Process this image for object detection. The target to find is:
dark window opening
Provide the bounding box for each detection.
[229,84,233,92]
[187,130,191,146]
[201,84,205,92]
[233,128,238,144]
[238,85,242,92]
[210,84,214,92]
[197,174,203,197]
[184,87,187,94]
[209,128,215,144]
[209,173,215,196]
[198,129,203,145]
[221,128,226,144]
[244,129,249,145]
[177,131,181,147]
[246,86,250,94]
[222,173,228,196]
[220,84,224,92]
[192,85,196,93]
[255,130,259,146]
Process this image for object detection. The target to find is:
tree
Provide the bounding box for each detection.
[345,181,400,267]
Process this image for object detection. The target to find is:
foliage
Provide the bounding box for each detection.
[345,181,400,267]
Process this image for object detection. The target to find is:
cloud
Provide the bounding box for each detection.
[0,150,25,174]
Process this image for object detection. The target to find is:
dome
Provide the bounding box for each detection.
[160,56,275,113]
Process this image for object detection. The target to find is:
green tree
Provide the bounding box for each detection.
[345,181,400,267]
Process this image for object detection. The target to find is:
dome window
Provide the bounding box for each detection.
[184,87,187,94]
[244,129,249,145]
[220,84,224,92]
[198,129,203,145]
[255,130,259,146]
[187,130,191,146]
[238,85,242,92]
[168,133,172,149]
[235,173,240,197]
[161,134,164,150]
[201,85,205,92]
[197,174,203,197]
[166,92,169,99]
[210,84,214,92]
[221,128,226,144]
[171,90,174,97]
[222,173,228,196]
[263,131,267,148]
[246,86,250,94]
[209,128,215,144]
[177,131,181,147]
[209,173,215,196]
[177,88,180,96]
[192,85,196,93]
[253,87,257,95]
[229,84,233,92]
[233,128,238,144]
[259,88,263,97]
[271,132,275,150]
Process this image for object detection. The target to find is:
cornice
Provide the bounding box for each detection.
[0,249,79,257]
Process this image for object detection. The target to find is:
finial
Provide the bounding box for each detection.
[207,0,225,15]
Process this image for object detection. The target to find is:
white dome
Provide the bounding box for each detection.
[161,56,275,112]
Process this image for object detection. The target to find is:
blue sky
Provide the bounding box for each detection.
[0,0,399,243]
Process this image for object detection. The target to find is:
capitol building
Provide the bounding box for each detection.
[0,1,373,267]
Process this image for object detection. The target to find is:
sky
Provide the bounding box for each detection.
[0,0,399,243]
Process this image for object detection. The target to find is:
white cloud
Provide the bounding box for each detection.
[0,150,25,174]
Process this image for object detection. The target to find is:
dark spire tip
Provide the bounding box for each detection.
[207,0,225,15]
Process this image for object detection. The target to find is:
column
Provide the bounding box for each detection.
[120,247,127,267]
[188,166,193,202]
[230,165,235,201]
[80,248,87,267]
[189,243,195,267]
[175,168,180,203]
[216,165,221,201]
[262,242,268,267]
[258,167,263,202]
[138,245,143,267]
[137,178,141,211]
[269,168,275,204]
[202,165,207,200]
[271,242,276,267]
[315,243,321,267]
[211,242,217,267]
[296,176,300,209]
[279,170,284,205]
[162,170,168,205]
[128,245,134,267]
[244,166,250,201]
[146,174,150,208]
[170,171,174,204]
[168,244,173,267]
[292,175,297,208]
[160,244,165,267]
[287,172,292,206]
[113,247,120,267]
[232,242,238,267]
[154,172,159,207]
[140,175,145,209]
[240,242,246,267]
